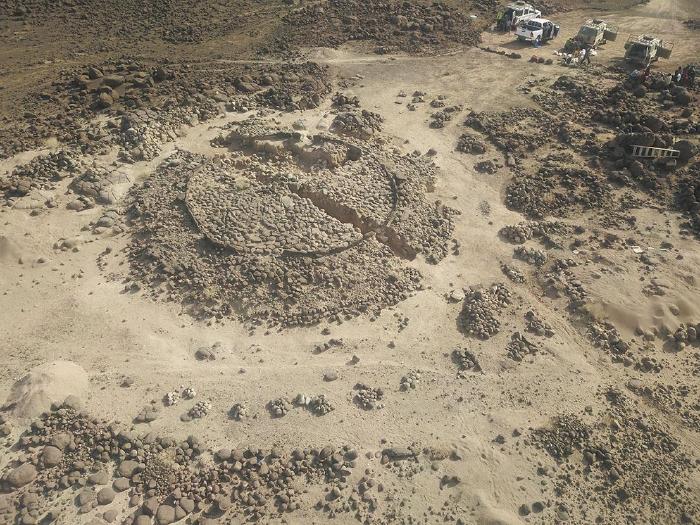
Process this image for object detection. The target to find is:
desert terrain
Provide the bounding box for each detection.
[0,0,699,524]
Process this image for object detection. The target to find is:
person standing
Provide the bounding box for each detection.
[673,67,682,83]
[580,47,590,65]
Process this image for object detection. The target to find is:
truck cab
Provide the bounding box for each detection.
[500,1,541,31]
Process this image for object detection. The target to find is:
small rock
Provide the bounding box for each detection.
[97,487,116,505]
[7,463,37,488]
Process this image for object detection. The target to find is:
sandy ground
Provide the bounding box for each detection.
[1,0,699,524]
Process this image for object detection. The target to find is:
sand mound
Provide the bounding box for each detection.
[3,361,89,418]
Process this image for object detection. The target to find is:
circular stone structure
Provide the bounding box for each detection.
[126,120,457,327]
[184,144,397,256]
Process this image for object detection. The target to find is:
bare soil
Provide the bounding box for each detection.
[0,0,699,524]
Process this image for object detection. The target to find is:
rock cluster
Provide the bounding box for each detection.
[68,166,128,207]
[676,168,700,236]
[1,151,81,201]
[267,398,292,418]
[0,406,362,524]
[282,0,482,54]
[429,106,462,129]
[330,110,383,140]
[525,310,554,337]
[353,384,385,410]
[531,394,700,523]
[588,321,630,357]
[458,283,511,340]
[295,394,335,416]
[164,391,181,407]
[134,406,160,424]
[501,263,525,283]
[541,258,589,310]
[399,371,421,391]
[229,403,249,421]
[183,400,211,421]
[514,246,547,266]
[456,133,487,155]
[182,387,196,400]
[505,155,609,219]
[672,322,700,350]
[506,332,541,361]
[499,221,569,245]
[451,348,481,375]
[465,108,564,157]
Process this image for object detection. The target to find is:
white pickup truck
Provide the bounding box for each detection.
[498,1,541,31]
[516,18,560,44]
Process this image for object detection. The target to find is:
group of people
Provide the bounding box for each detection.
[562,45,593,66]
[631,64,696,88]
[672,66,696,87]
[496,12,515,32]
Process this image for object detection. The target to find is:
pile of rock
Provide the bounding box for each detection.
[267,398,292,418]
[451,349,482,375]
[73,66,161,111]
[68,166,128,207]
[0,405,363,524]
[514,246,547,266]
[429,106,462,129]
[456,133,487,154]
[525,310,554,337]
[295,394,335,416]
[465,108,563,157]
[330,110,383,140]
[282,0,482,54]
[588,321,629,357]
[229,403,249,421]
[501,263,525,283]
[541,258,588,310]
[164,390,181,406]
[672,322,699,350]
[505,156,609,219]
[1,150,81,200]
[676,169,700,235]
[332,93,361,108]
[399,370,421,391]
[183,400,211,421]
[353,384,385,410]
[134,405,160,424]
[506,332,541,361]
[182,387,196,400]
[458,283,511,340]
[499,221,569,245]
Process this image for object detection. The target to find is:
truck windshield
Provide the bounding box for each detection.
[579,27,597,39]
[630,43,648,58]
